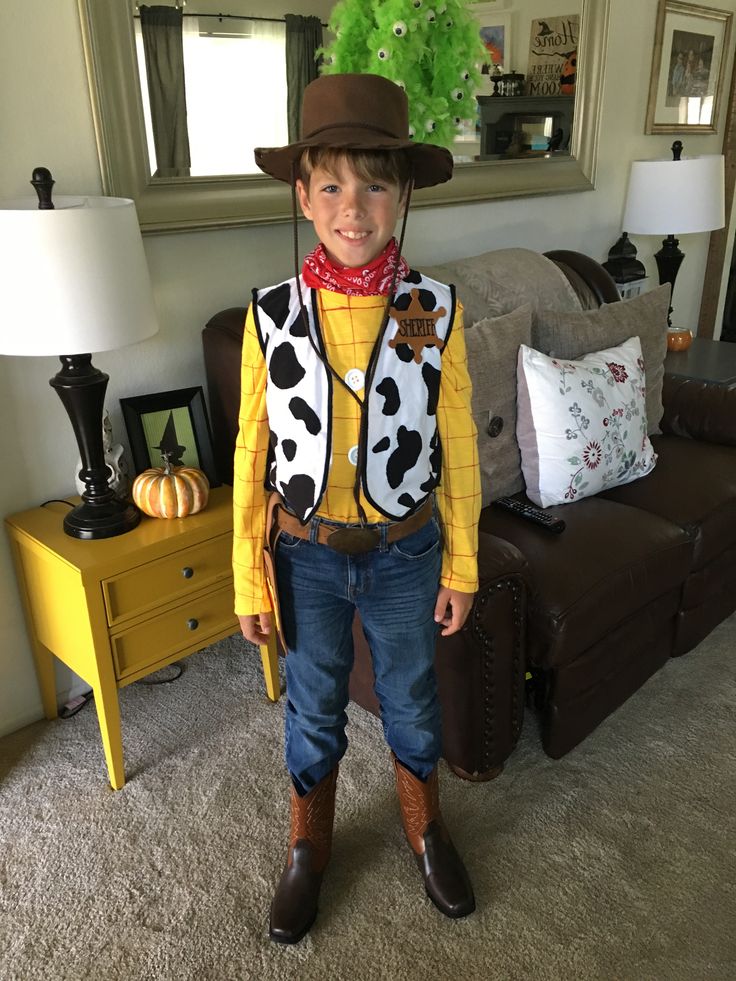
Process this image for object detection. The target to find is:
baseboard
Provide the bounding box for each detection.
[0,679,90,739]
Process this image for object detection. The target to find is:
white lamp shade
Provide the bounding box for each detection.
[0,196,158,356]
[622,155,725,236]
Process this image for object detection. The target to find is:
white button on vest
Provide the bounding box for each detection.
[344,368,365,392]
[348,445,359,466]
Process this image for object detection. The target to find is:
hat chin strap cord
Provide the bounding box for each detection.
[289,159,415,526]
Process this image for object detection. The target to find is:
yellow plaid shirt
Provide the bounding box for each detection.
[232,289,480,616]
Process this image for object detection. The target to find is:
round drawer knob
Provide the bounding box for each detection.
[186,618,199,631]
[182,567,194,579]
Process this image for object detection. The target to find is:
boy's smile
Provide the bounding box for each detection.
[296,163,406,269]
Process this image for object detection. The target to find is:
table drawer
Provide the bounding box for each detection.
[111,581,237,679]
[102,532,232,626]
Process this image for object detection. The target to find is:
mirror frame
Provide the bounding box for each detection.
[78,0,610,234]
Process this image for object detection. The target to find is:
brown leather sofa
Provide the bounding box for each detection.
[202,249,736,776]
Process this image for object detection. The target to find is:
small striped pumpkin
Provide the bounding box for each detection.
[132,456,209,518]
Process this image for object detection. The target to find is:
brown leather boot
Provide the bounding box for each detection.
[269,767,338,944]
[393,754,475,918]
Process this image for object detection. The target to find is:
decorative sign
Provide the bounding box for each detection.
[525,15,580,97]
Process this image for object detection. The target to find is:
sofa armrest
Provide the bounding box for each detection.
[543,250,621,307]
[661,375,736,446]
[434,531,528,778]
[202,307,248,484]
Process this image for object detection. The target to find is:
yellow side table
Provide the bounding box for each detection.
[5,486,280,789]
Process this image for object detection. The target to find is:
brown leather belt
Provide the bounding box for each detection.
[274,497,434,555]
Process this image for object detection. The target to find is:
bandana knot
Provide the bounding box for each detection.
[302,238,409,296]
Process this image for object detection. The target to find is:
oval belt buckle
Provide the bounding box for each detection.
[326,526,380,555]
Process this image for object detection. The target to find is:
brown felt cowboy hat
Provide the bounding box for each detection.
[254,74,453,190]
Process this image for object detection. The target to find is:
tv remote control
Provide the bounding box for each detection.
[492,496,566,534]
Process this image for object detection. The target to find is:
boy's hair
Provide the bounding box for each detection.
[299,146,413,193]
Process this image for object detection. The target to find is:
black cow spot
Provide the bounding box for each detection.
[265,441,277,489]
[269,430,279,449]
[420,477,436,492]
[372,436,390,453]
[260,283,292,329]
[270,343,306,390]
[289,310,309,337]
[282,439,297,462]
[404,269,422,284]
[279,474,316,521]
[289,397,322,435]
[376,377,401,416]
[418,288,438,312]
[387,425,422,489]
[394,344,414,363]
[422,362,440,415]
[398,492,416,508]
[429,431,441,477]
[392,293,412,311]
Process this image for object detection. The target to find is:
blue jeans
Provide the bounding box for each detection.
[275,514,443,796]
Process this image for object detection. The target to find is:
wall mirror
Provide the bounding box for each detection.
[78,0,610,234]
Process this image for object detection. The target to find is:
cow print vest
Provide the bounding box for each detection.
[252,270,456,523]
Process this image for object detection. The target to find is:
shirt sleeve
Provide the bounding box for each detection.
[435,300,481,593]
[232,304,272,616]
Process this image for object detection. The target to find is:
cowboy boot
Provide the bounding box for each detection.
[393,754,475,918]
[269,766,338,944]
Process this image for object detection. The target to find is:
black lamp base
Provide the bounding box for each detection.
[654,234,685,328]
[50,353,140,540]
[64,498,140,540]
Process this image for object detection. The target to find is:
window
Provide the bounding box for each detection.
[135,16,289,177]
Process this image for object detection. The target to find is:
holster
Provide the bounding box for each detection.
[263,492,287,651]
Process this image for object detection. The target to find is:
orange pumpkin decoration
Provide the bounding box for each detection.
[132,454,209,518]
[666,328,693,352]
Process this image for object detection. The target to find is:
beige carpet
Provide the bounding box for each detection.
[1,614,735,981]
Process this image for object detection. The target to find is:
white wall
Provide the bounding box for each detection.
[1,0,735,736]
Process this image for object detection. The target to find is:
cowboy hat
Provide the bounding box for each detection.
[254,74,453,189]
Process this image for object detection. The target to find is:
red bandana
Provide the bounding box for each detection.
[302,238,409,296]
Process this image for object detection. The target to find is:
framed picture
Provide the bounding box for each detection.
[525,15,580,97]
[646,0,733,133]
[120,386,219,486]
[472,3,513,75]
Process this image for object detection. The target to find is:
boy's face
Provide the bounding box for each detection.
[296,160,407,269]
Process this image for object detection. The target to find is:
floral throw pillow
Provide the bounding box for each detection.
[516,336,657,508]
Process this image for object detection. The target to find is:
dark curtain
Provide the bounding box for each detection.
[140,5,191,177]
[285,15,323,143]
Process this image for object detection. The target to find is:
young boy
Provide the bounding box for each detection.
[233,74,480,944]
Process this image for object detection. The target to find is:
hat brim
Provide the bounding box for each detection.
[254,130,453,190]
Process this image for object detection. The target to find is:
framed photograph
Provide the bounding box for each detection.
[646,0,733,133]
[120,386,219,486]
[472,3,513,75]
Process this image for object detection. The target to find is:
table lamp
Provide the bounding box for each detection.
[0,168,159,540]
[622,141,725,327]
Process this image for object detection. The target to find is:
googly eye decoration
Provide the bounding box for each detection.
[443,18,453,29]
[425,119,436,132]
[426,9,436,23]
[413,0,423,7]
[377,47,390,60]
[451,88,464,101]
[453,115,462,126]
[393,20,408,37]
[436,0,447,12]
[461,69,470,82]
[408,125,416,138]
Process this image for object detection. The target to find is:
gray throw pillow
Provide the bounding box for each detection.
[422,262,523,327]
[533,284,671,434]
[465,304,533,506]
